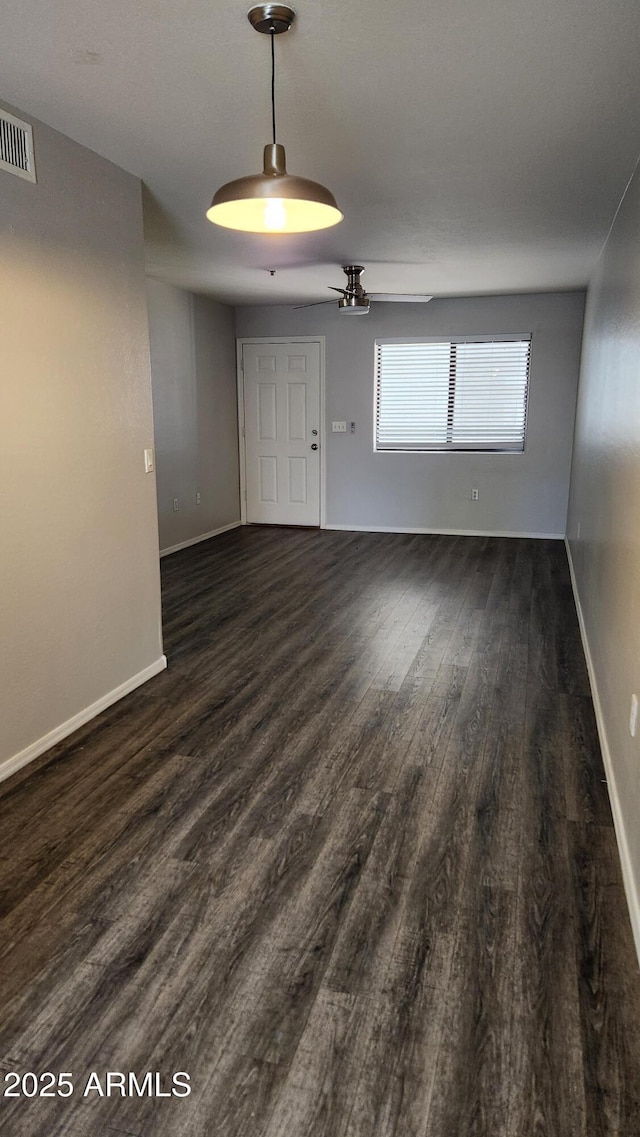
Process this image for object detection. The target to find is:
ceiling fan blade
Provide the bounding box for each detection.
[328,286,352,295]
[369,294,433,303]
[293,299,338,309]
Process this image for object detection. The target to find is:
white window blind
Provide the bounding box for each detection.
[375,337,531,452]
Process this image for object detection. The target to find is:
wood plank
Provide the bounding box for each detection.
[568,820,640,1134]
[424,886,516,1137]
[507,685,588,1136]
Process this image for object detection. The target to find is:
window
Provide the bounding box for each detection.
[375,336,531,452]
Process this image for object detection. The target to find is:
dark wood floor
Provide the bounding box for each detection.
[1,527,639,1137]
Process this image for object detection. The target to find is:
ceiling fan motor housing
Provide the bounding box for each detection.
[338,296,371,313]
[338,265,370,312]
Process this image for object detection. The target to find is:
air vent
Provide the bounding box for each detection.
[0,109,36,183]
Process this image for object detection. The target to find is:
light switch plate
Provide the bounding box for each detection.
[144,448,154,473]
[332,421,347,433]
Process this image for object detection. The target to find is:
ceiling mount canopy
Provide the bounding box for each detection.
[206,4,343,235]
[247,3,295,34]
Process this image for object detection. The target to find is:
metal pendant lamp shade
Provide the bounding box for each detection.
[207,143,342,234]
[206,5,343,235]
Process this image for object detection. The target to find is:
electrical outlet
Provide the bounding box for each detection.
[332,421,347,433]
[172,498,179,511]
[195,492,201,505]
[471,488,479,501]
[630,694,638,738]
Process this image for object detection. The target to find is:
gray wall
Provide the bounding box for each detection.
[0,101,164,774]
[146,279,240,553]
[237,292,584,536]
[567,159,640,953]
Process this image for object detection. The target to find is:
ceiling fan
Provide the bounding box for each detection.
[295,265,433,315]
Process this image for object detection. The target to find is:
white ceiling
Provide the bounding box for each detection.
[2,0,640,305]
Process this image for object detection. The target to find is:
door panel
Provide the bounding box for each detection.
[259,455,278,503]
[243,342,321,526]
[257,383,277,439]
[287,383,307,440]
[288,456,307,503]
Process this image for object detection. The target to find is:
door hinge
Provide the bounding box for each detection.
[240,357,244,371]
[244,488,247,501]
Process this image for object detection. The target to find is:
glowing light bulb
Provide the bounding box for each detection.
[264,199,287,231]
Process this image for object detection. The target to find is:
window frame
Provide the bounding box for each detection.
[374,333,532,454]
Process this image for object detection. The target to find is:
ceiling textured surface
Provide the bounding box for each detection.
[2,0,640,304]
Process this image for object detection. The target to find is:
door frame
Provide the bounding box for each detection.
[236,336,327,529]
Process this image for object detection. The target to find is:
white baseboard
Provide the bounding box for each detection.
[325,524,564,539]
[0,655,168,787]
[160,520,242,558]
[565,538,640,967]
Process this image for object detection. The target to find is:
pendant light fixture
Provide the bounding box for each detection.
[206,4,343,234]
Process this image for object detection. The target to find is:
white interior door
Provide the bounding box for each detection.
[242,341,321,526]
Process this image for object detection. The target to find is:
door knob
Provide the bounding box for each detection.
[311,443,318,450]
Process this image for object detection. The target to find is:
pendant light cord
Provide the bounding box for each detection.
[270,29,277,144]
